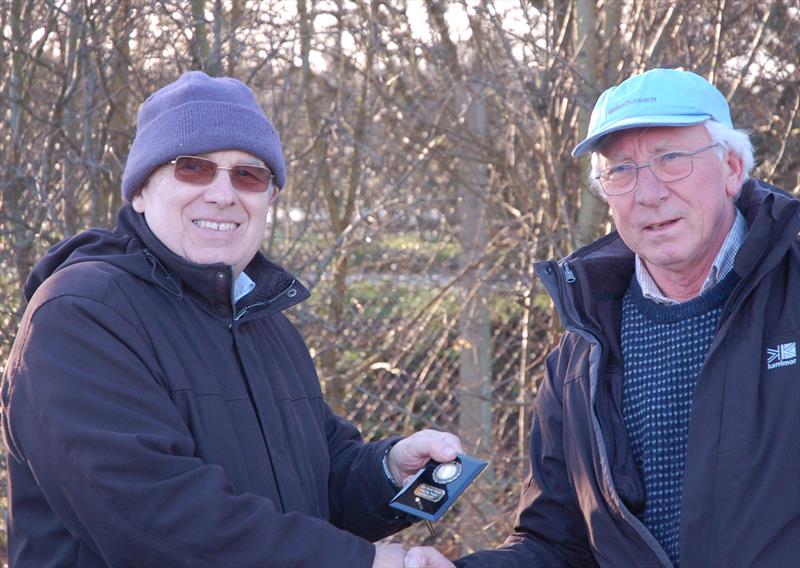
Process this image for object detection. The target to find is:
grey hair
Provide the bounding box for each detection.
[587,120,755,198]
[703,119,754,179]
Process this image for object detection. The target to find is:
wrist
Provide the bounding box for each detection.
[381,442,402,489]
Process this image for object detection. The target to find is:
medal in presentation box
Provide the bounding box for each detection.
[389,453,488,525]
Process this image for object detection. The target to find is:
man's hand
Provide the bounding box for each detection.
[404,546,455,568]
[373,543,407,567]
[387,429,464,486]
[372,544,454,568]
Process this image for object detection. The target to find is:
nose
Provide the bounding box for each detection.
[202,169,237,207]
[634,165,669,206]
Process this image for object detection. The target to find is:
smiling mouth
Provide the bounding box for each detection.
[193,220,239,232]
[645,219,678,231]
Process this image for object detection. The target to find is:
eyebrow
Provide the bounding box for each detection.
[605,141,684,162]
[605,152,634,162]
[199,154,267,168]
[234,156,266,166]
[651,142,681,153]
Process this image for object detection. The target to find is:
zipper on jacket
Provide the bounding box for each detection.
[232,278,298,323]
[228,279,300,514]
[546,257,673,566]
[563,261,576,283]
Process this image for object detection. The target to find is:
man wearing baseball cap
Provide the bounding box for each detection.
[2,71,459,567]
[455,68,800,567]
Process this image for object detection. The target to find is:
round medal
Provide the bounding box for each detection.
[433,460,462,484]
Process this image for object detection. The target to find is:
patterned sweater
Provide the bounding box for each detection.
[621,273,737,566]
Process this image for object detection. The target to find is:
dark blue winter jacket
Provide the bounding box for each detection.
[2,205,409,567]
[459,180,800,567]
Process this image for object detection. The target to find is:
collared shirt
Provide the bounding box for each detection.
[636,209,747,305]
[233,271,256,303]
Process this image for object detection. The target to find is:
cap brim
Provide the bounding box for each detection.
[571,114,712,157]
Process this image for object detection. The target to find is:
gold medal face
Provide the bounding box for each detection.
[433,461,462,484]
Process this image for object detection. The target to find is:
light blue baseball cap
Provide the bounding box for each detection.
[571,68,733,157]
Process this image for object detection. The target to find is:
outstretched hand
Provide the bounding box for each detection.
[373,543,407,567]
[404,546,456,568]
[387,429,464,486]
[372,544,455,568]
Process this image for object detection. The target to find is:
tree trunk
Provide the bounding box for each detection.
[457,80,492,452]
[101,0,130,222]
[190,0,210,71]
[574,0,607,247]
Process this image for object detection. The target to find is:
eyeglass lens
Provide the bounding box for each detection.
[601,153,693,195]
[173,156,272,192]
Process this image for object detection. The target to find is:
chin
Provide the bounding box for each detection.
[640,250,684,268]
[185,253,232,267]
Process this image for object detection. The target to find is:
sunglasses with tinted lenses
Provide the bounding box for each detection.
[170,156,274,192]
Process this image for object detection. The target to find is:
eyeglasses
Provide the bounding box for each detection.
[595,143,721,196]
[170,156,273,192]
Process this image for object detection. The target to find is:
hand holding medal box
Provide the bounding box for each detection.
[389,453,488,534]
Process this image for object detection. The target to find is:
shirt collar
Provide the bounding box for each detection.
[636,209,747,305]
[233,271,256,303]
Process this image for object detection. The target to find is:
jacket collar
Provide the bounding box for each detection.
[732,179,800,281]
[116,204,309,319]
[537,179,800,331]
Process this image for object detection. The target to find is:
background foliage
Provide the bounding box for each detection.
[1,0,798,559]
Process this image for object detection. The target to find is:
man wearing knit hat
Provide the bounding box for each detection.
[453,68,800,567]
[2,72,458,567]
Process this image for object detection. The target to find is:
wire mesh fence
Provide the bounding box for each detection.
[281,206,563,554]
[1,0,798,560]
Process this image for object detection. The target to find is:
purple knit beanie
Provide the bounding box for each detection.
[121,71,285,201]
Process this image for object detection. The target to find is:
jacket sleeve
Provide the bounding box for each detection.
[2,287,379,568]
[456,343,597,568]
[323,406,413,541]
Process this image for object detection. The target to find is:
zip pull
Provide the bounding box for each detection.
[563,262,576,283]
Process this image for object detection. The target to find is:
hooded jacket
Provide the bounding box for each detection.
[2,205,409,567]
[458,180,800,567]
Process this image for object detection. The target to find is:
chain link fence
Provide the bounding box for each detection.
[1,0,798,561]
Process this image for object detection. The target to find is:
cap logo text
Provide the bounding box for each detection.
[608,97,657,115]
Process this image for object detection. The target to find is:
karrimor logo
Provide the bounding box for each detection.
[767,342,797,370]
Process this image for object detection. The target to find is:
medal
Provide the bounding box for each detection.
[389,453,488,531]
[432,460,462,484]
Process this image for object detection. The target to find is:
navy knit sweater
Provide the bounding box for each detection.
[621,273,737,566]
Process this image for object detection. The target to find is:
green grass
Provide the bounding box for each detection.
[349,232,461,269]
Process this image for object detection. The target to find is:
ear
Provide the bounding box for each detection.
[131,188,146,213]
[723,148,745,199]
[267,185,279,206]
